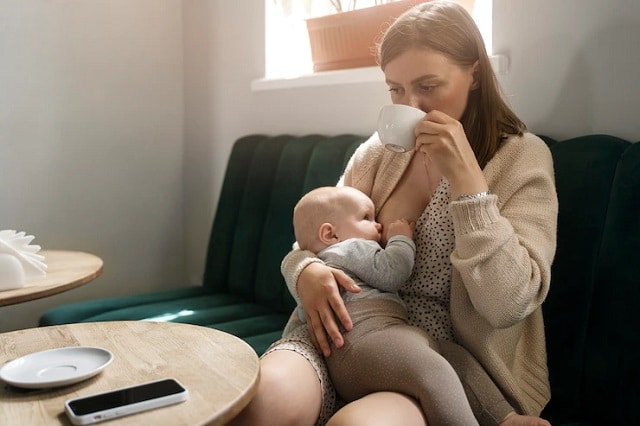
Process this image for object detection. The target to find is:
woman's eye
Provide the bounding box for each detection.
[388,87,402,95]
[420,85,436,92]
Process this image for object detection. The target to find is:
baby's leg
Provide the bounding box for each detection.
[327,300,478,426]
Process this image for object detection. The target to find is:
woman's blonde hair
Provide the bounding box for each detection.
[378,0,525,168]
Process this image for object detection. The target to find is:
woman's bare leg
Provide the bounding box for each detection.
[229,350,322,426]
[327,392,427,426]
[500,413,551,426]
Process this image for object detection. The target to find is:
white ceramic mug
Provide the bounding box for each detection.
[377,104,426,153]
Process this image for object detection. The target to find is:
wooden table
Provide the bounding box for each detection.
[0,321,260,425]
[0,250,103,307]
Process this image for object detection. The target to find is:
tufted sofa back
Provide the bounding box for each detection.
[202,135,364,313]
[540,135,640,425]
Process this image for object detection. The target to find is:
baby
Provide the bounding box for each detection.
[292,186,478,426]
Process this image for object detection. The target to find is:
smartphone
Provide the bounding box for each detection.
[65,378,188,425]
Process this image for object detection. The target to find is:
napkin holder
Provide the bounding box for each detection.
[0,230,47,291]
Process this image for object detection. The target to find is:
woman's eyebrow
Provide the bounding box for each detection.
[411,74,439,85]
[385,74,439,86]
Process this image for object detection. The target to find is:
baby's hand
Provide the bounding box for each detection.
[386,219,414,240]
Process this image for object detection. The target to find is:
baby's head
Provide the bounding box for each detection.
[294,186,381,254]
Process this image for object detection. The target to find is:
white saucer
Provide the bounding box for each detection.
[0,347,113,389]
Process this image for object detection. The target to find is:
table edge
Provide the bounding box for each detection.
[0,250,103,307]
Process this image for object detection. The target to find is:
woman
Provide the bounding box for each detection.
[232,1,557,425]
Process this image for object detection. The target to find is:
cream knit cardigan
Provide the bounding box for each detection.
[281,132,558,415]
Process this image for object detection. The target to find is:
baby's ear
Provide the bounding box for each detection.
[318,223,337,245]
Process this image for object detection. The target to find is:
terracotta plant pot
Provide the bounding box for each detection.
[305,0,421,72]
[306,0,475,72]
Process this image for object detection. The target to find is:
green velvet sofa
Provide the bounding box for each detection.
[39,133,639,425]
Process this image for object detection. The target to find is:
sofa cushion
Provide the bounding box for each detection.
[580,140,640,424]
[541,135,630,423]
[202,134,363,312]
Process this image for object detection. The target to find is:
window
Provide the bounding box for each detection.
[263,0,493,80]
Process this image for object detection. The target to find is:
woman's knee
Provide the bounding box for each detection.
[327,392,426,426]
[230,350,322,426]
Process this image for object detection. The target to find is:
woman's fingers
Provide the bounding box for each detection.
[330,268,358,332]
[415,114,463,147]
[298,264,353,357]
[413,110,488,198]
[333,268,360,294]
[414,110,452,136]
[307,310,333,357]
[306,297,343,357]
[415,111,471,167]
[423,109,453,124]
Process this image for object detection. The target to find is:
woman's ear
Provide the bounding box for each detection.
[470,60,480,90]
[318,223,338,245]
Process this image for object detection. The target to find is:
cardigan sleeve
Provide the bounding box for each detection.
[449,134,558,328]
[280,243,324,304]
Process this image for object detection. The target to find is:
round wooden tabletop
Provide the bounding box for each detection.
[0,321,260,425]
[0,250,103,307]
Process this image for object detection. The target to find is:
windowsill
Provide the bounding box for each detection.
[251,66,384,91]
[251,54,508,92]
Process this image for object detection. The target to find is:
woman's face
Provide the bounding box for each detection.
[383,47,477,120]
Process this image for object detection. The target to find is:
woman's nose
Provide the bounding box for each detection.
[408,96,421,109]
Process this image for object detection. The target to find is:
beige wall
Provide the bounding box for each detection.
[493,0,640,140]
[0,0,184,331]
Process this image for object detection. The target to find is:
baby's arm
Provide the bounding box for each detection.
[323,219,416,292]
[365,218,416,290]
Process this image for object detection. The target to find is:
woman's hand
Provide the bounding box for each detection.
[414,110,488,199]
[297,262,360,357]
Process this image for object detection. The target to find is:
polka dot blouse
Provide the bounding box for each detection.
[399,178,456,342]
